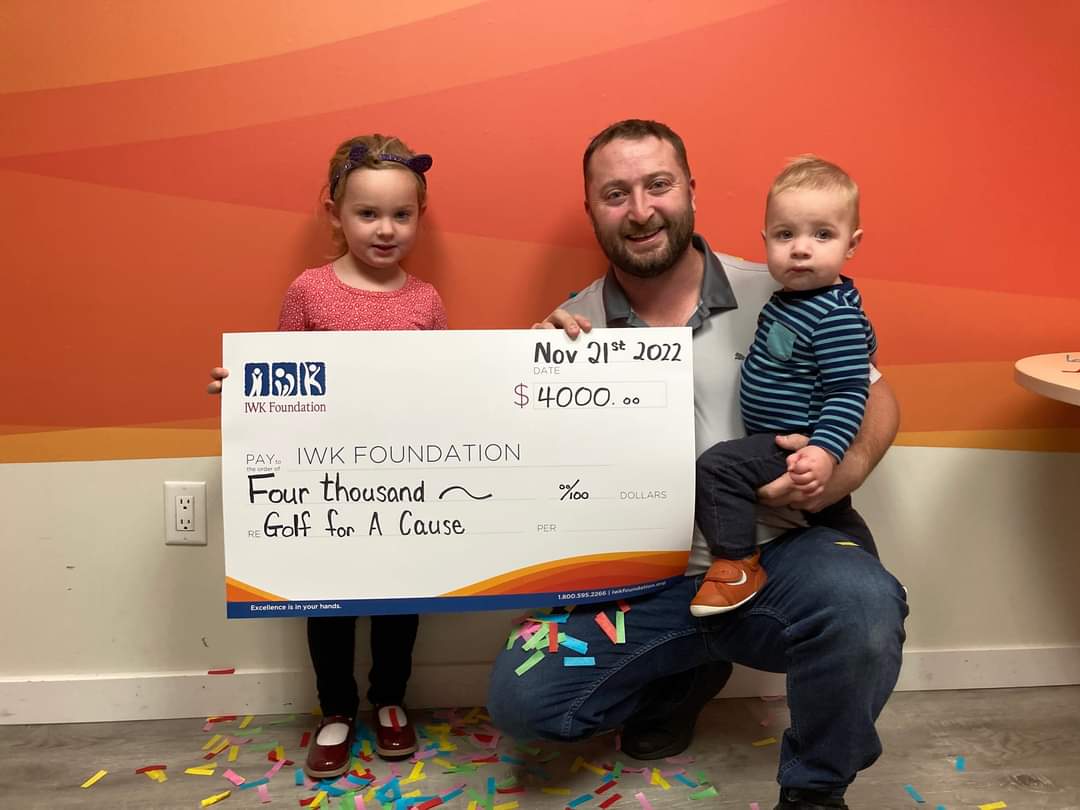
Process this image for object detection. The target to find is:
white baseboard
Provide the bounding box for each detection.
[3,646,1079,725]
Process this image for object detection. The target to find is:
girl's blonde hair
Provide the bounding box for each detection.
[325,134,429,255]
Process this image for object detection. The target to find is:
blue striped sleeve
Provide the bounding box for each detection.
[807,305,871,461]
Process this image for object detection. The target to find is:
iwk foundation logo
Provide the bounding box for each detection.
[244,362,326,397]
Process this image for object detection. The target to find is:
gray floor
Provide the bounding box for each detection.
[0,687,1077,809]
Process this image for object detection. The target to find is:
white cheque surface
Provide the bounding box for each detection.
[222,328,695,617]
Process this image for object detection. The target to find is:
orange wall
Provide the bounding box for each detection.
[1,0,1077,461]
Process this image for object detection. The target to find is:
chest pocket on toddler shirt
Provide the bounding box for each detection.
[765,322,797,361]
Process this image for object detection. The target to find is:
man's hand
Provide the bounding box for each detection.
[207,367,229,395]
[532,308,592,338]
[786,445,837,499]
[756,377,900,512]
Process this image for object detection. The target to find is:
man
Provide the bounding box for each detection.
[485,120,908,810]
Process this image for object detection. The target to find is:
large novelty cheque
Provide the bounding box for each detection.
[222,328,695,618]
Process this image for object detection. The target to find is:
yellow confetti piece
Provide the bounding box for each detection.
[403,789,422,798]
[467,802,478,810]
[239,714,254,729]
[581,760,607,776]
[202,734,223,751]
[570,755,584,773]
[80,769,107,788]
[834,541,860,547]
[979,804,1007,810]
[403,761,425,783]
[651,768,671,790]
[274,745,285,761]
[201,790,231,807]
[146,769,168,782]
[227,745,239,763]
[541,787,572,795]
[433,757,454,769]
[752,736,778,747]
[310,790,328,808]
[438,741,458,751]
[494,803,519,810]
[210,738,230,755]
[186,765,217,776]
[361,740,373,757]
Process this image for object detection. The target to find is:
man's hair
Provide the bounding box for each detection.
[582,119,692,189]
[767,155,860,227]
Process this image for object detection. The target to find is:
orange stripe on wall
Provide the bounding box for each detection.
[0,0,786,155]
[0,0,485,92]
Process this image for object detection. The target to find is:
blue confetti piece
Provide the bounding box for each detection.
[442,787,465,802]
[532,613,570,623]
[935,806,946,810]
[564,656,597,667]
[237,777,269,791]
[294,768,304,786]
[487,776,496,795]
[568,794,595,807]
[904,784,926,803]
[560,634,589,655]
[673,773,698,788]
[955,756,966,771]
[499,755,526,765]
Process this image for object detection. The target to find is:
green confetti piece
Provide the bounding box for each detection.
[269,715,296,725]
[615,610,626,644]
[690,785,719,800]
[515,650,545,676]
[497,776,518,789]
[247,742,278,752]
[611,761,624,779]
[244,727,263,736]
[521,625,549,652]
[466,789,484,803]
[506,629,518,650]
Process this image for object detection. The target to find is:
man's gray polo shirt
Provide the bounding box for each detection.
[560,234,814,574]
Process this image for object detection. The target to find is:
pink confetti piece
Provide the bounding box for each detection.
[354,794,366,809]
[635,792,654,809]
[264,759,287,779]
[750,803,761,810]
[228,736,254,745]
[257,783,271,804]
[223,769,246,786]
[390,764,401,778]
[413,748,440,761]
[203,722,217,732]
[663,756,695,765]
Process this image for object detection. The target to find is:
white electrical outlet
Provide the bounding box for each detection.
[165,481,207,546]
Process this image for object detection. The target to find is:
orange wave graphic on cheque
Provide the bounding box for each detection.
[442,551,690,597]
[225,577,285,604]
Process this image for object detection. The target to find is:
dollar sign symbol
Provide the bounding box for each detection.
[514,383,530,408]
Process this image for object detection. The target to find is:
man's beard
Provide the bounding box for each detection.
[593,206,695,279]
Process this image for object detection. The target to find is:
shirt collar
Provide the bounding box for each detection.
[601,233,738,328]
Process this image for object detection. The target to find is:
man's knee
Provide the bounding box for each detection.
[486,658,568,741]
[830,566,908,669]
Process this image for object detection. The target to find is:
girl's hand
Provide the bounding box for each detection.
[207,367,229,395]
[532,308,592,338]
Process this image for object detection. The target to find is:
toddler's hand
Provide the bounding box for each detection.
[786,446,837,498]
[207,367,229,395]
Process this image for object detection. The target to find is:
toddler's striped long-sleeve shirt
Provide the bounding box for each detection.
[739,276,876,461]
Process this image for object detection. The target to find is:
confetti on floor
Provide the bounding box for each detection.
[79,769,107,788]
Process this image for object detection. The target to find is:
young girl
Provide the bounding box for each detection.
[209,134,445,778]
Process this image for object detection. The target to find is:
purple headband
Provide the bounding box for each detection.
[330,144,433,198]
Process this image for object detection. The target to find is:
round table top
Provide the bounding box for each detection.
[1014,353,1080,406]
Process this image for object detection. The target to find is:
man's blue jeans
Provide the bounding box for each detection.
[487,526,908,793]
